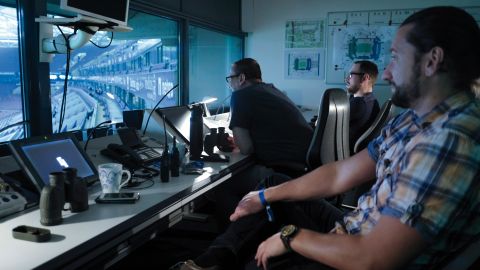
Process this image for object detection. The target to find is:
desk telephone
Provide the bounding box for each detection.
[100,127,162,168]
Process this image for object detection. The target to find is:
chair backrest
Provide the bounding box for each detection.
[438,234,480,270]
[342,99,395,208]
[306,88,350,170]
[353,99,394,154]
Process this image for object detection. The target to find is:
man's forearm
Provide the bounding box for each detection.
[287,216,426,270]
[291,229,369,270]
[265,150,376,202]
[232,127,254,154]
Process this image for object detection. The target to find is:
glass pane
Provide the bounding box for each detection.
[49,12,179,133]
[0,6,24,142]
[188,26,242,114]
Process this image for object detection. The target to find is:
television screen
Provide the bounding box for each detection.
[60,0,130,26]
[9,133,98,192]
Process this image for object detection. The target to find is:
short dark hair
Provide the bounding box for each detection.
[354,60,379,84]
[401,6,480,91]
[233,58,262,80]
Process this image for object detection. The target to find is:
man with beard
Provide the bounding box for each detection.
[173,6,480,270]
[345,60,380,152]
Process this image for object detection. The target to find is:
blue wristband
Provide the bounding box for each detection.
[259,188,274,222]
[259,188,268,206]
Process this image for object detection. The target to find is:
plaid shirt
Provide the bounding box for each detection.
[337,91,480,268]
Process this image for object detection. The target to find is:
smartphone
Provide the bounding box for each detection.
[95,192,140,204]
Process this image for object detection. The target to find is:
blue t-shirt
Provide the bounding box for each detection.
[229,83,313,164]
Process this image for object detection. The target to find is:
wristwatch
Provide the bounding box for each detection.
[280,224,299,252]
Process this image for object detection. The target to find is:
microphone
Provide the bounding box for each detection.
[83,120,112,151]
[142,84,179,136]
[0,120,29,135]
[170,136,180,177]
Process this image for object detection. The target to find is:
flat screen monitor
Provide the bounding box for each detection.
[60,0,130,26]
[9,133,98,193]
[155,106,192,144]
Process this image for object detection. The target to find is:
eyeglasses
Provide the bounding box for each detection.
[348,72,365,79]
[225,74,240,83]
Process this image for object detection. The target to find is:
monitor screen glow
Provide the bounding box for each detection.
[9,133,98,192]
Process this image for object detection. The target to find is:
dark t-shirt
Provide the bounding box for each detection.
[229,83,313,164]
[349,93,380,151]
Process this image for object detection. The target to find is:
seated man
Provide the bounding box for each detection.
[211,58,313,226]
[174,6,480,270]
[227,58,313,171]
[346,60,380,152]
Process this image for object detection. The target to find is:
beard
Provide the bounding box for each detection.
[347,84,359,95]
[390,61,421,108]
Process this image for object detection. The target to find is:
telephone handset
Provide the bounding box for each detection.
[100,127,162,168]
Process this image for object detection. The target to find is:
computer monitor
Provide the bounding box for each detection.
[155,106,192,144]
[60,0,130,26]
[9,133,98,193]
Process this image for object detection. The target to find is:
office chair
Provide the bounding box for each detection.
[306,88,350,170]
[341,99,395,208]
[353,99,395,154]
[437,233,480,270]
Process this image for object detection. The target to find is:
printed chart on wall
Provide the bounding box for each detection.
[329,25,396,84]
[326,7,480,84]
[325,9,414,85]
[284,19,325,80]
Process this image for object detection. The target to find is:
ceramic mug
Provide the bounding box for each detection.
[98,163,131,193]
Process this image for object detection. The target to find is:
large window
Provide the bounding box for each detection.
[0,6,24,142]
[49,11,179,132]
[188,26,242,113]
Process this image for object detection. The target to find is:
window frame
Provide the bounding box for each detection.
[0,0,244,157]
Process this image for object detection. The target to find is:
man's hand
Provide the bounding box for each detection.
[229,191,264,221]
[255,232,288,269]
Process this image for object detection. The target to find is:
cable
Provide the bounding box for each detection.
[122,178,154,190]
[0,120,29,136]
[83,120,112,151]
[56,25,73,133]
[89,31,114,49]
[142,84,179,136]
[213,94,232,120]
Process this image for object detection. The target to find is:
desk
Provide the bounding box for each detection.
[0,135,253,269]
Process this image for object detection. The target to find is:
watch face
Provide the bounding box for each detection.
[281,224,297,237]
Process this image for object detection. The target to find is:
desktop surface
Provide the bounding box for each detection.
[0,134,252,269]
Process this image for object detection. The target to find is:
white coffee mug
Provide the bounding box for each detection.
[98,163,131,193]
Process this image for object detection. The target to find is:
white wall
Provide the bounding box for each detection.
[244,0,477,108]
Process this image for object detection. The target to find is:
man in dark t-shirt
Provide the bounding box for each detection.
[208,58,312,227]
[345,60,380,152]
[228,58,313,166]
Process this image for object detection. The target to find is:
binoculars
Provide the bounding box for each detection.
[39,168,89,226]
[204,127,234,155]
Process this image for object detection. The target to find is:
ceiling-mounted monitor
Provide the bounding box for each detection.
[60,0,130,26]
